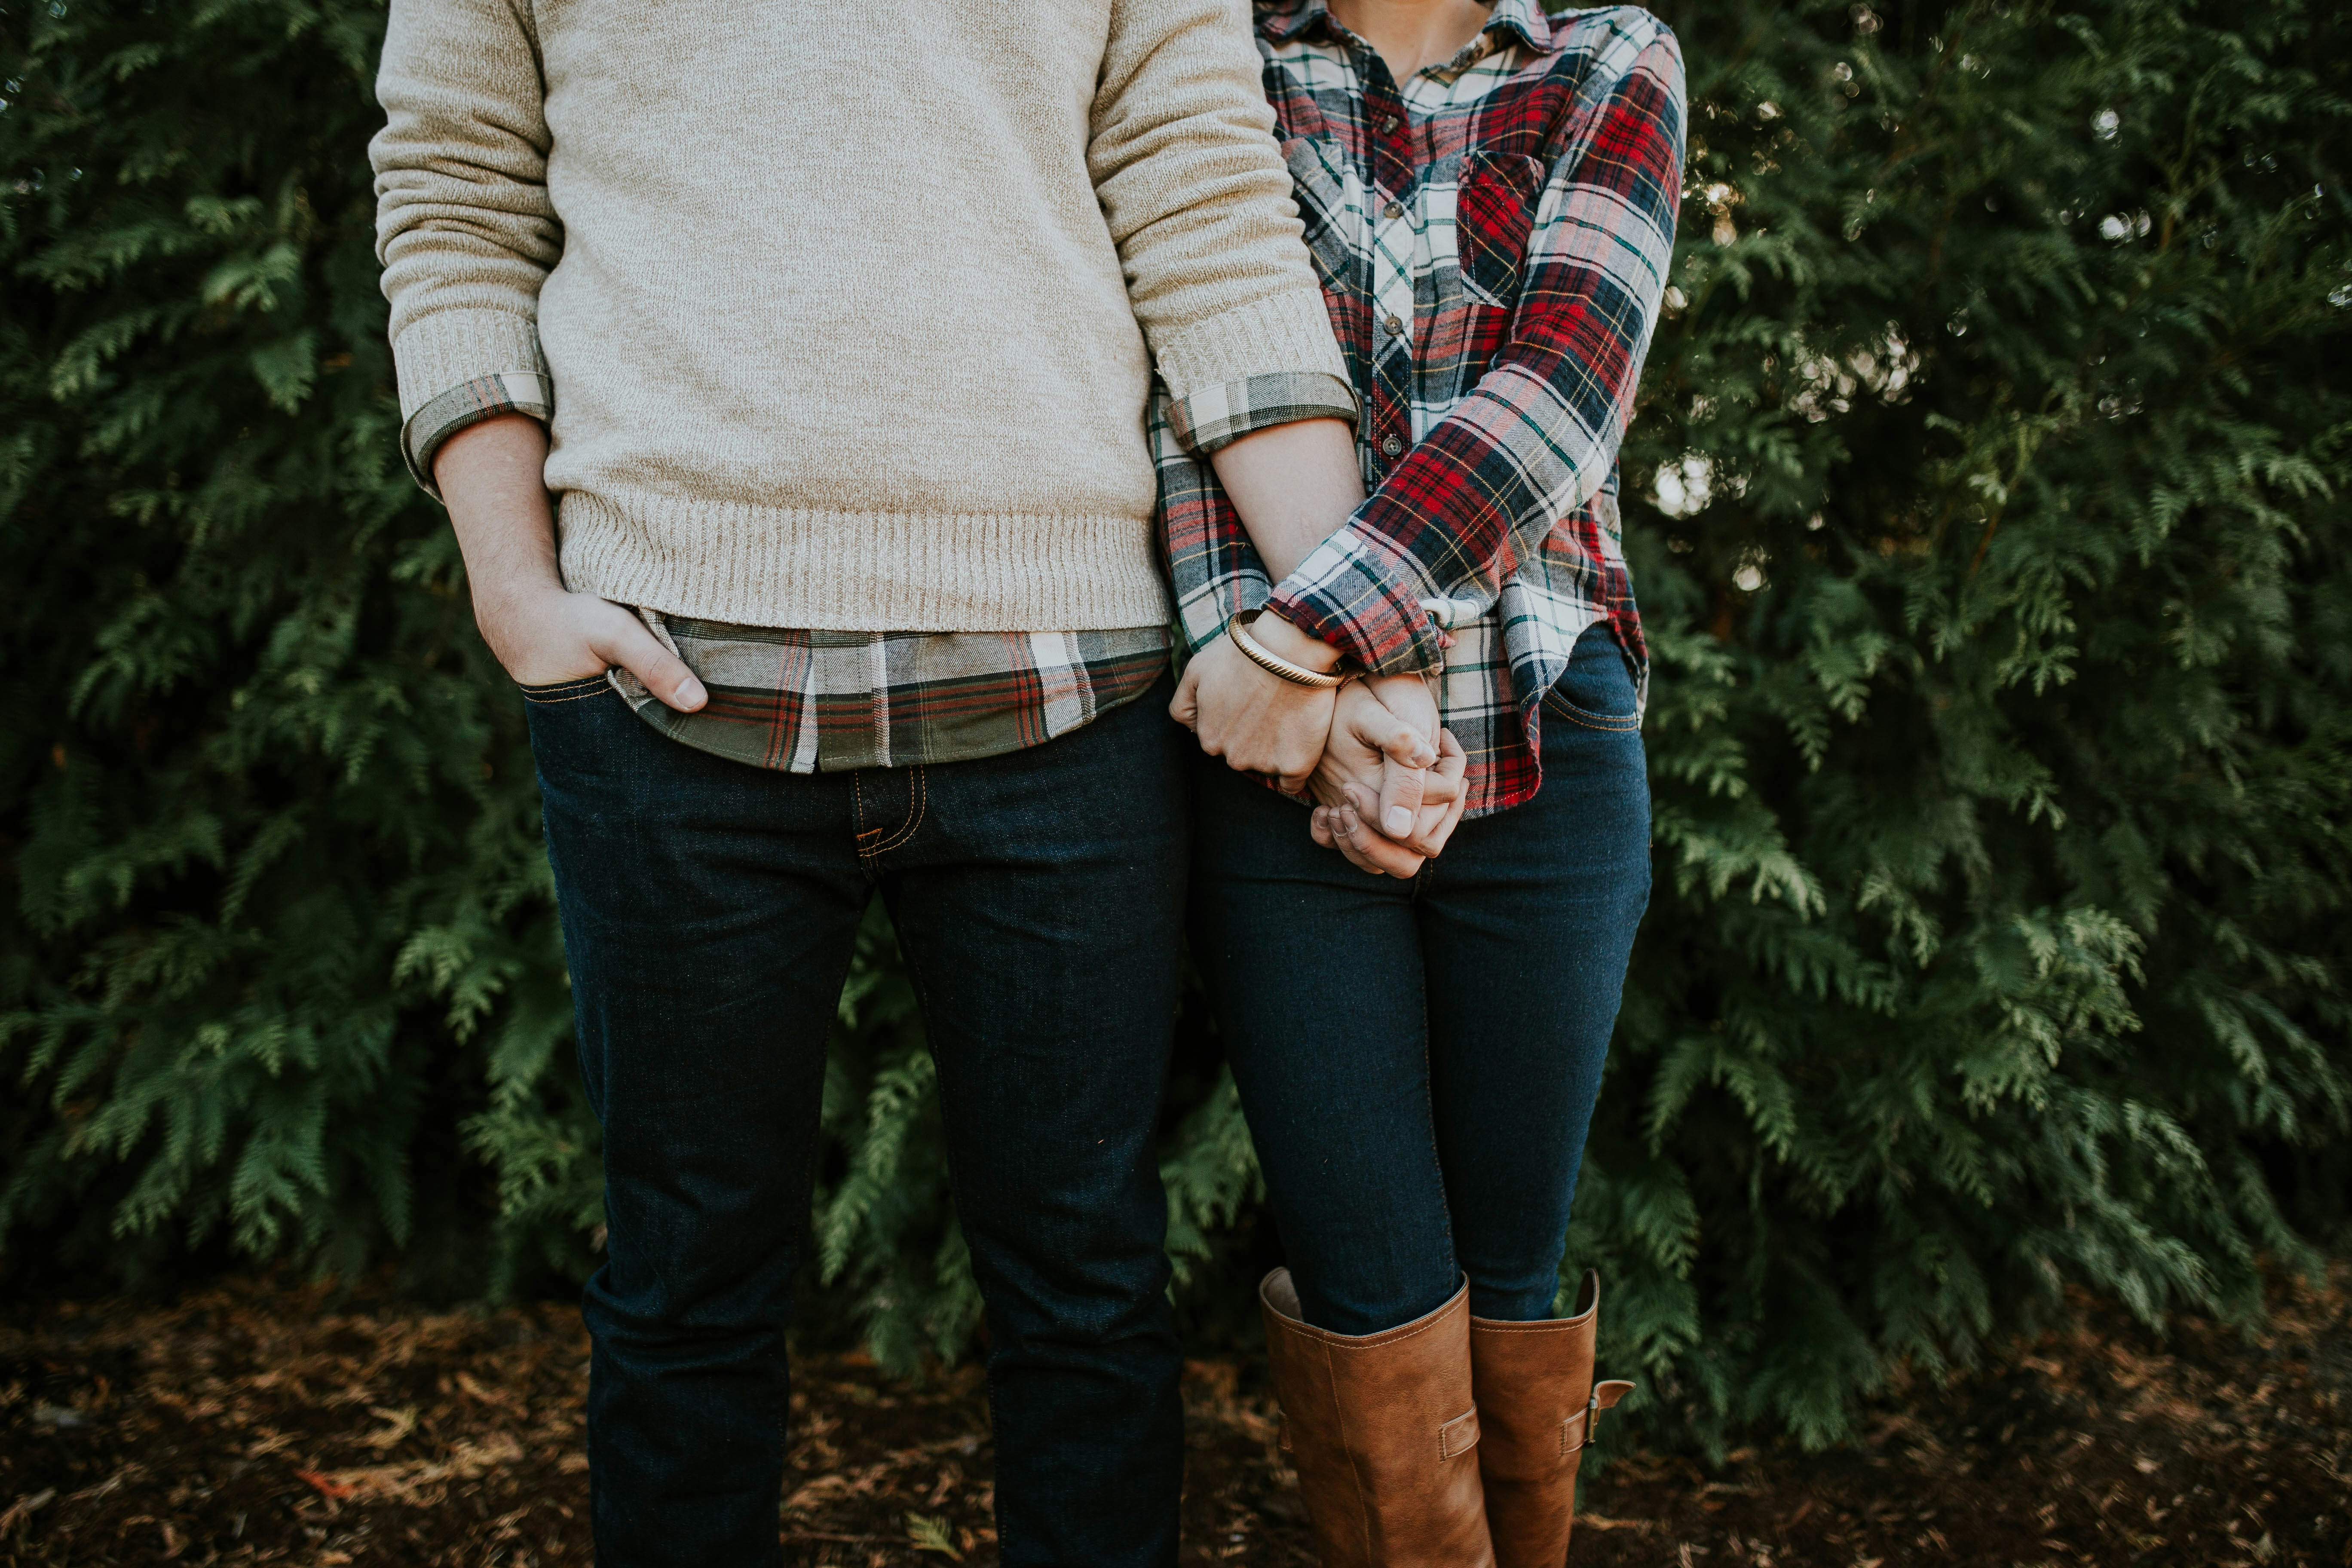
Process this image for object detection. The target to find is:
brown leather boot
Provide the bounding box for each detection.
[1467,1272,1635,1568]
[1258,1268,1495,1568]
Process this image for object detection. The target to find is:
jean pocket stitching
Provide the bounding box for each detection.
[520,679,618,706]
[1542,691,1640,731]
[864,766,928,857]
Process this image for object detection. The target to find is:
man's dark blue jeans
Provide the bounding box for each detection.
[524,673,1189,1568]
[1190,624,1652,1337]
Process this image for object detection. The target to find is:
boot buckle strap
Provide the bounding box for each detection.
[1438,1408,1481,1460]
[1560,1378,1637,1456]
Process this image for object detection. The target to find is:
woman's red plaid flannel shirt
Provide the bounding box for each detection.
[1153,0,1686,816]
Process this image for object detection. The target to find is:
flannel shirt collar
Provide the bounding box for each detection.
[1256,0,1552,58]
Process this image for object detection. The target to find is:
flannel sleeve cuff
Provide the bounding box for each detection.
[400,371,553,498]
[1161,371,1358,457]
[1171,567,1272,658]
[1266,521,1450,677]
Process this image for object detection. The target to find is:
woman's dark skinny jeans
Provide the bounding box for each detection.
[526,675,1190,1568]
[1191,624,1652,1335]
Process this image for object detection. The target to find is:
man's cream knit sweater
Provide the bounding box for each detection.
[370,0,1348,632]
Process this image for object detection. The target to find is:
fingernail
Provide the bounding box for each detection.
[1384,805,1414,836]
[678,679,707,710]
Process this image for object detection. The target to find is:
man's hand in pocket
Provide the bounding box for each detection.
[436,414,706,713]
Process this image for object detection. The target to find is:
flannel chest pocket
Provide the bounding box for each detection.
[1455,150,1547,308]
[1281,135,1359,289]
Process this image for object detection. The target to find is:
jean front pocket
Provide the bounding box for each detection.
[516,673,616,706]
[1541,627,1641,732]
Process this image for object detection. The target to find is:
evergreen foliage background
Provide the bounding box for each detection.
[3,0,2346,1450]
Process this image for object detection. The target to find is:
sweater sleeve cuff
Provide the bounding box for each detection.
[1266,521,1449,677]
[401,371,553,497]
[1150,288,1350,406]
[389,306,545,417]
[1162,370,1357,457]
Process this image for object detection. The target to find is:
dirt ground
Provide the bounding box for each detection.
[2,1269,2345,1567]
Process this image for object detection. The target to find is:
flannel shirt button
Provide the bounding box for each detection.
[1384,313,1406,336]
[1381,434,1404,457]
[1383,199,1405,219]
[1382,114,1402,133]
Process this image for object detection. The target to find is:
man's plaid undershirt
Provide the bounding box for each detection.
[404,368,1353,772]
[1154,0,1686,816]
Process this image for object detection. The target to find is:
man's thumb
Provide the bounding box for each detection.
[605,618,707,713]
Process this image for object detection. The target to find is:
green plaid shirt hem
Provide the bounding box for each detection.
[609,617,1171,772]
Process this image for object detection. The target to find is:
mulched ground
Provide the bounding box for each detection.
[2,1269,2345,1567]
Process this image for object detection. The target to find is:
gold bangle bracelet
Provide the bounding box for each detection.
[1226,611,1347,689]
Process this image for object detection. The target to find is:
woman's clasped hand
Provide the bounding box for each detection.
[1169,611,1468,877]
[1305,672,1469,876]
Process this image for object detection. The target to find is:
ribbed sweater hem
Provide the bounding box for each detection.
[555,490,1173,632]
